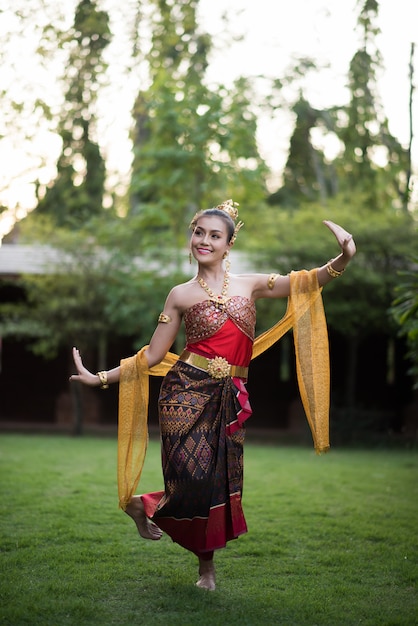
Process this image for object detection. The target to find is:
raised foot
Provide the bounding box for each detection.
[125,495,163,541]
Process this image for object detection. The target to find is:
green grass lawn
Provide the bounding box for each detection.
[0,433,417,626]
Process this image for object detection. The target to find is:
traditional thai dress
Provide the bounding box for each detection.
[141,296,255,556]
[117,269,331,556]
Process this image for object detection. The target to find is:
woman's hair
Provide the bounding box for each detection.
[190,208,235,242]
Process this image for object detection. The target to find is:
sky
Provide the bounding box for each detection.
[0,0,417,239]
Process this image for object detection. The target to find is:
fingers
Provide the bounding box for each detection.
[323,220,353,243]
[70,348,97,386]
[72,347,84,368]
[70,347,83,382]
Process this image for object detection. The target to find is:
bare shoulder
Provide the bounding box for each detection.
[233,272,290,299]
[167,280,193,303]
[228,273,261,298]
[227,273,271,299]
[166,279,201,313]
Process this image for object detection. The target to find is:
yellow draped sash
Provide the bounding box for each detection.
[117,268,329,509]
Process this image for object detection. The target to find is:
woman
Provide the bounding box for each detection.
[70,200,356,591]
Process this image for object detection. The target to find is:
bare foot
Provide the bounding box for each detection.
[196,558,216,591]
[125,495,163,540]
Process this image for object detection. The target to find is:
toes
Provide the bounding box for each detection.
[125,498,162,541]
[196,576,216,591]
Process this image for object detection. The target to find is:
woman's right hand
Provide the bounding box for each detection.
[69,347,100,387]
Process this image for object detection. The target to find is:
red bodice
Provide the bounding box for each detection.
[184,296,255,367]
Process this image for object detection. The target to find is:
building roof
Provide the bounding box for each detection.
[0,243,255,277]
[0,244,62,276]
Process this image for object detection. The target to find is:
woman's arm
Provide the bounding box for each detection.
[316,220,356,286]
[252,220,356,299]
[143,295,182,368]
[69,288,182,387]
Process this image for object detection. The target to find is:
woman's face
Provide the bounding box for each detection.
[190,215,231,265]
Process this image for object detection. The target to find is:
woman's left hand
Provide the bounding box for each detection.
[323,220,356,260]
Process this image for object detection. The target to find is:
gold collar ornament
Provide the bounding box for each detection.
[197,271,230,305]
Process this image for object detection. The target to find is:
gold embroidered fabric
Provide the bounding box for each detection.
[251,270,330,455]
[118,348,178,510]
[184,296,256,342]
[118,268,329,509]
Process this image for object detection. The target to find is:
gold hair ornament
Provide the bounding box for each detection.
[217,199,244,245]
[216,199,240,221]
[189,199,244,245]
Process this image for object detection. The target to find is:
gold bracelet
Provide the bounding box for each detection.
[326,262,345,278]
[267,273,279,290]
[96,371,109,389]
[158,312,172,323]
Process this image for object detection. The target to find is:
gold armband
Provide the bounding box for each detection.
[326,262,345,278]
[158,312,172,324]
[96,371,109,389]
[267,273,279,290]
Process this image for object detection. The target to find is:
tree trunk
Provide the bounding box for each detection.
[345,335,358,419]
[71,381,83,436]
[404,42,415,211]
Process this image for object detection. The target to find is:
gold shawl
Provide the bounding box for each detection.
[118,268,329,509]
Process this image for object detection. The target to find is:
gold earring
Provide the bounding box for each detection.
[224,251,231,273]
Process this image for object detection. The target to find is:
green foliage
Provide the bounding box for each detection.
[275,95,337,205]
[335,0,408,208]
[268,0,409,215]
[36,0,111,228]
[391,257,418,386]
[2,0,416,417]
[0,223,186,359]
[129,0,268,252]
[247,200,417,338]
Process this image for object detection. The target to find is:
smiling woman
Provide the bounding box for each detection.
[70,198,356,591]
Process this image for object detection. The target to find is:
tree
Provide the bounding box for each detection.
[36,0,111,227]
[336,0,408,210]
[0,1,67,226]
[128,0,269,262]
[271,95,337,206]
[267,1,409,215]
[391,258,418,388]
[260,0,416,435]
[0,223,187,432]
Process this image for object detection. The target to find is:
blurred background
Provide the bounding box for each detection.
[0,0,417,445]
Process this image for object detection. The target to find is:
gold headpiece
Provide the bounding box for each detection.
[189,199,244,244]
[216,199,239,221]
[216,199,244,245]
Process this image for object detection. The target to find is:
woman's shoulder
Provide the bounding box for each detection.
[166,279,201,311]
[231,272,271,289]
[169,278,197,296]
[231,272,290,300]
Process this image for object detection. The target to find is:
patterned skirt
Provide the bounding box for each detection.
[141,360,248,554]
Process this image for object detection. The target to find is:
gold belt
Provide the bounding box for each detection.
[179,350,248,380]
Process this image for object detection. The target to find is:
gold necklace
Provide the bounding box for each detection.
[197,271,230,305]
